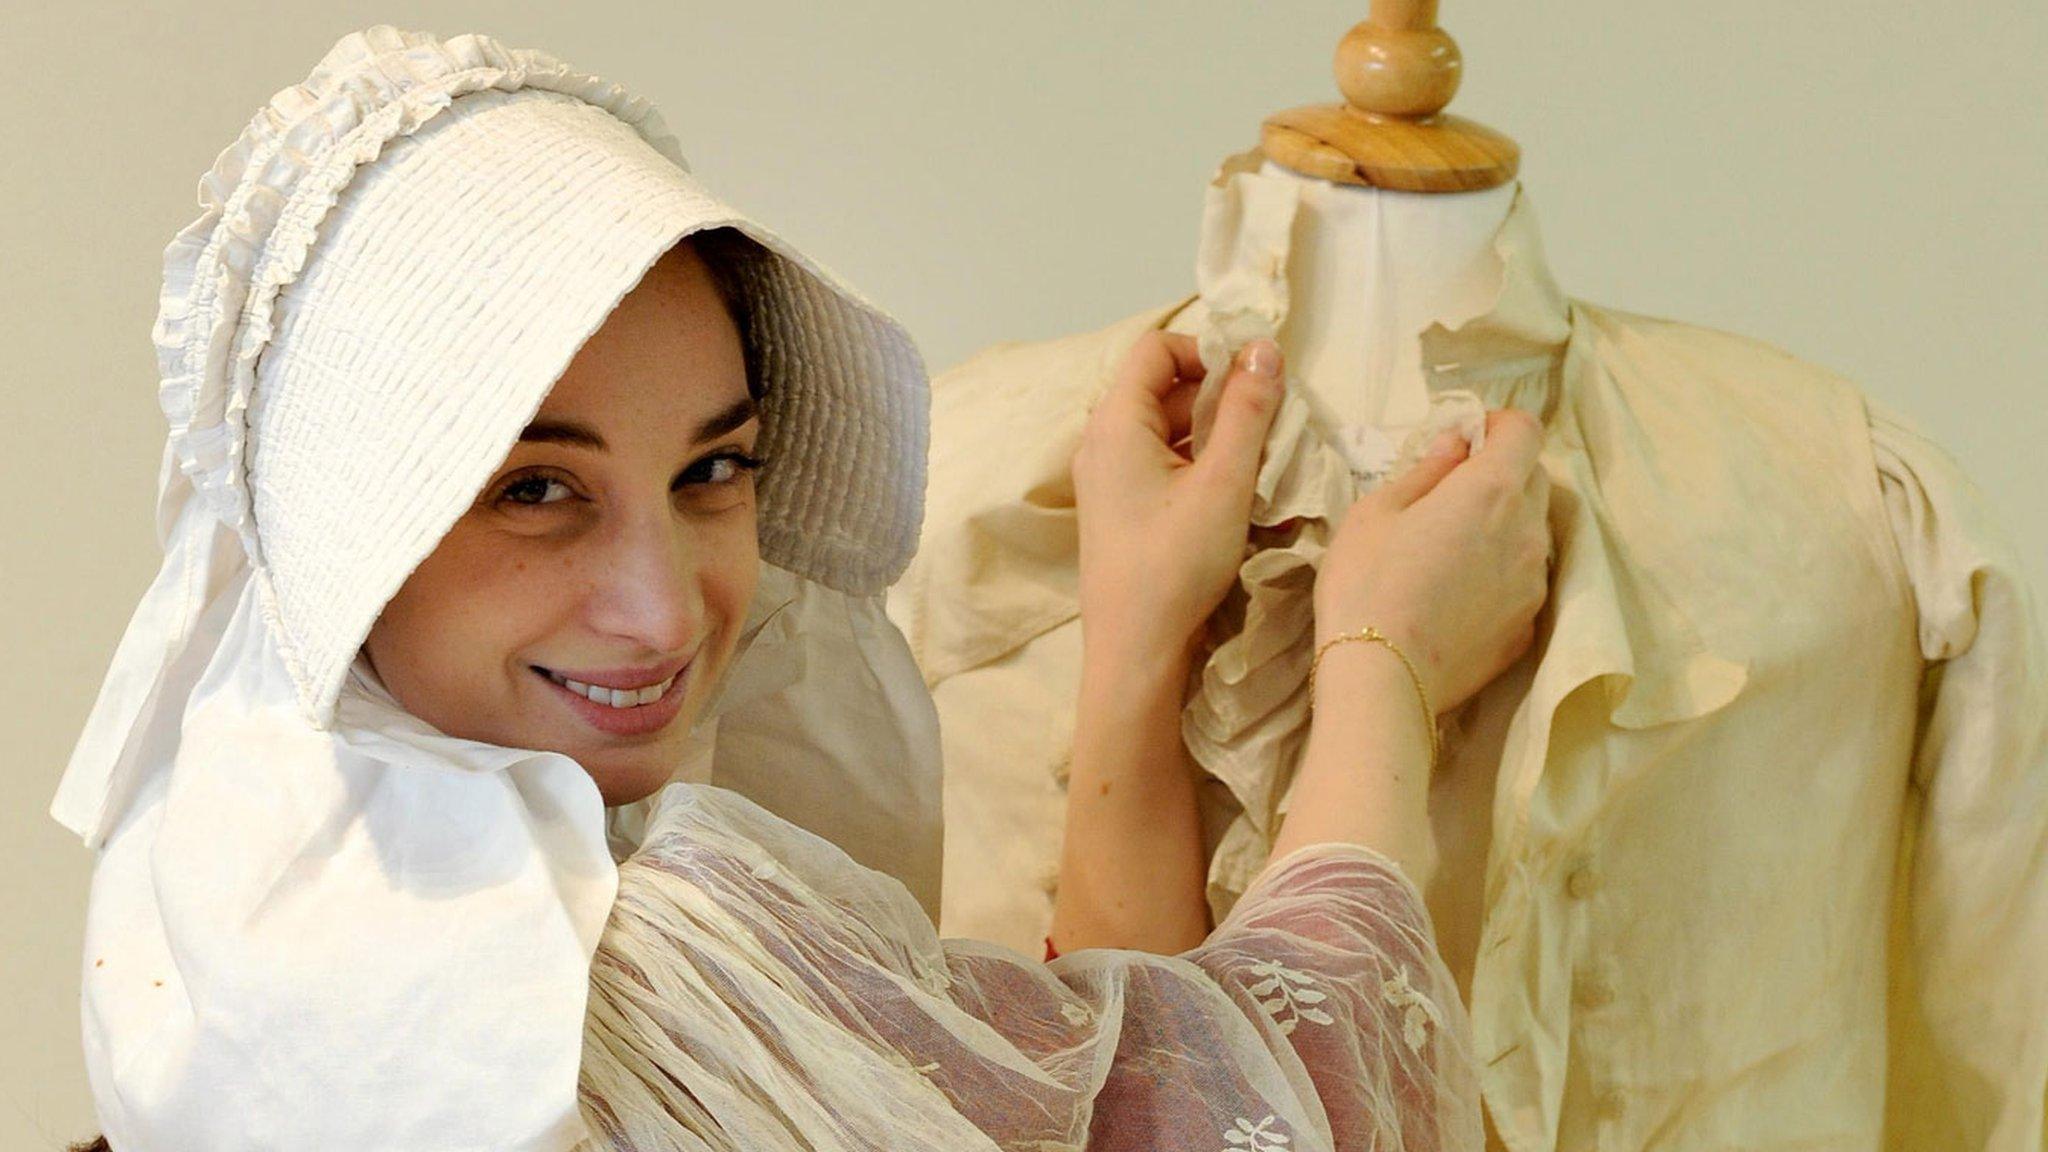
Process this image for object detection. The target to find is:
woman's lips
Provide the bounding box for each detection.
[535,656,692,691]
[532,659,692,738]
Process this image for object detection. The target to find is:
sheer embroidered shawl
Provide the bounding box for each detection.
[580,785,1482,1151]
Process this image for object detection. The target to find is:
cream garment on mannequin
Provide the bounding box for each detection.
[1169,159,1516,960]
[893,179,2048,1149]
[908,157,1519,942]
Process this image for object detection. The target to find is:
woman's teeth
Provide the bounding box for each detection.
[545,669,676,708]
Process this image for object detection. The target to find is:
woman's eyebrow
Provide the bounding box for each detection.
[518,419,608,450]
[516,397,759,452]
[692,396,759,444]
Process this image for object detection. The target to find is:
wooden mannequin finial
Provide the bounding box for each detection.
[1261,2,1520,193]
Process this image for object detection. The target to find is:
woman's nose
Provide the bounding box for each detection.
[583,508,704,656]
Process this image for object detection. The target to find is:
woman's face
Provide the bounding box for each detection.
[363,241,762,806]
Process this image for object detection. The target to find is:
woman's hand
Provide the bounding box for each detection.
[1265,409,1550,891]
[1057,332,1282,955]
[1313,407,1553,716]
[1074,332,1285,665]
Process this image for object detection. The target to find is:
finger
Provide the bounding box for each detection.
[1377,432,1469,509]
[1160,378,1201,451]
[1522,458,1552,508]
[1109,331,1207,405]
[1193,340,1285,495]
[1095,333,1209,450]
[1471,407,1545,479]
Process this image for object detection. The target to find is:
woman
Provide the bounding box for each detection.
[55,26,1547,1151]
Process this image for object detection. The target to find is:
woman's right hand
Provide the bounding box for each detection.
[1313,408,1553,716]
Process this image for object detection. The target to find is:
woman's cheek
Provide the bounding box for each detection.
[707,507,761,649]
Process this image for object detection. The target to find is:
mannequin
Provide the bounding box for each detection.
[1161,3,1531,998]
[895,7,2048,1149]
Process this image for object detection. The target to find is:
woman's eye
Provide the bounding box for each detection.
[491,453,761,513]
[500,475,573,507]
[680,451,765,489]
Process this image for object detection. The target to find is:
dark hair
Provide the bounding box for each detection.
[684,227,770,403]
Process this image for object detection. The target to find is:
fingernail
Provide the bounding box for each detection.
[1426,432,1464,458]
[1241,339,1281,379]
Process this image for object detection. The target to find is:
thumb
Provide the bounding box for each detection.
[1377,433,1468,509]
[1194,339,1285,494]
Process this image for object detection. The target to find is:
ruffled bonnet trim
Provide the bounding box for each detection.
[153,25,690,710]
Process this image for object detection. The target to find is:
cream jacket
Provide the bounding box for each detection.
[888,189,2048,1150]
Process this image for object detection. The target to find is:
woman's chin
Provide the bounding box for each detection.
[586,759,680,808]
[529,671,713,807]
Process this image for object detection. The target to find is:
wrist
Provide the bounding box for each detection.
[1312,610,1441,707]
[1305,632,1441,775]
[1307,638,1415,713]
[1314,596,1413,648]
[1081,617,1201,685]
[1076,629,1196,754]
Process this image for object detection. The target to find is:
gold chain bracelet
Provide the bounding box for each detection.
[1306,626,1441,768]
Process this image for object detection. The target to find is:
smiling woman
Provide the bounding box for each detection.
[362,234,771,805]
[51,24,1486,1152]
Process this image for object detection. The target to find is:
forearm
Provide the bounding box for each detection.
[1050,632,1212,954]
[1265,643,1440,892]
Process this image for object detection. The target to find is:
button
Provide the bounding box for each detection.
[1565,861,1600,900]
[1038,861,1062,896]
[1573,975,1615,1010]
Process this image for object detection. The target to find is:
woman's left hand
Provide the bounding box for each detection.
[1073,332,1285,667]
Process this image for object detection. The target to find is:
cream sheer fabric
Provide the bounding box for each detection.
[578,785,1482,1151]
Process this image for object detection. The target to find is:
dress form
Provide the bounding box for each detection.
[897,8,2048,1138]
[1172,4,1532,1009]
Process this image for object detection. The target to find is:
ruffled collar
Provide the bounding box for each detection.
[1416,182,1574,410]
[1167,177,1575,416]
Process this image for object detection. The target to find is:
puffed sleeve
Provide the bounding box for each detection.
[1869,400,2048,1150]
[578,785,1481,1151]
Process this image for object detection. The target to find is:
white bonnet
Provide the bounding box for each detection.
[52,25,929,845]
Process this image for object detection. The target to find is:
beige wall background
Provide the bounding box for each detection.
[4,1,2043,1145]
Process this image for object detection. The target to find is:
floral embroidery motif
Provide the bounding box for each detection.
[1379,965,1446,1054]
[1245,959,1334,1035]
[1222,1114,1290,1151]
